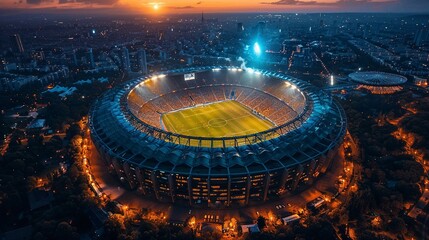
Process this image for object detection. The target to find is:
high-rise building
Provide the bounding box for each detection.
[138,49,148,74]
[31,50,45,61]
[176,41,183,52]
[72,49,78,66]
[187,56,194,65]
[158,30,165,41]
[88,48,95,68]
[159,50,167,62]
[121,47,131,72]
[237,23,244,33]
[257,21,266,35]
[319,19,325,28]
[10,34,24,54]
[414,28,429,46]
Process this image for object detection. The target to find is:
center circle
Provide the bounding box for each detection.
[208,118,227,127]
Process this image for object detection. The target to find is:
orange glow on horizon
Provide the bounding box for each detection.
[0,0,417,13]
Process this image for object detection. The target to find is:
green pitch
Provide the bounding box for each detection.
[161,100,274,138]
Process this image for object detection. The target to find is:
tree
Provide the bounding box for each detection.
[54,222,79,240]
[27,176,39,191]
[200,226,222,240]
[66,124,82,140]
[388,217,406,235]
[396,182,422,201]
[348,189,375,220]
[104,214,125,240]
[46,102,70,130]
[257,216,266,230]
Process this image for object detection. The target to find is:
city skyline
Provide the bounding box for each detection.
[1,0,429,13]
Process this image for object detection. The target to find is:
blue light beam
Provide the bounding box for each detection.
[253,42,261,56]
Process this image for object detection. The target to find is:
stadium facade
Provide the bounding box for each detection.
[349,71,407,94]
[89,66,347,207]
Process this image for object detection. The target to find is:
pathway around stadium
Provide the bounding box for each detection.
[90,142,347,224]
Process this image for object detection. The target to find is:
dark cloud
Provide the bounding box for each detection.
[261,0,396,5]
[26,0,55,5]
[261,0,319,5]
[168,5,194,9]
[58,0,118,5]
[26,0,117,5]
[26,0,42,4]
[76,0,117,5]
[336,0,395,4]
[395,0,429,7]
[168,1,203,9]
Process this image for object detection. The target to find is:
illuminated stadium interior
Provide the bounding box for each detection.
[89,66,347,207]
[127,67,307,143]
[161,100,275,138]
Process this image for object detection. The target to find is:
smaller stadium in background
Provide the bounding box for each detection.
[89,66,347,208]
[349,71,407,94]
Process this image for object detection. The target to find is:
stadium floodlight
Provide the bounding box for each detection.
[158,74,167,78]
[330,75,334,86]
[253,42,261,56]
[291,84,297,90]
[247,68,255,74]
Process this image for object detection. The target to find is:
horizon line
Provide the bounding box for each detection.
[1,8,429,14]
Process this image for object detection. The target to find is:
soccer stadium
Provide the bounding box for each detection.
[89,66,347,207]
[349,71,407,94]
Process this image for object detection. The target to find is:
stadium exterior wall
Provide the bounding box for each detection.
[91,137,342,207]
[89,66,347,207]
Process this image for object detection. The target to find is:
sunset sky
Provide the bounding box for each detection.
[1,0,429,13]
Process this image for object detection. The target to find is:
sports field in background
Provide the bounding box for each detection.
[161,100,274,138]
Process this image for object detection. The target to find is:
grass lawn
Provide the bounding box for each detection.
[161,100,274,138]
